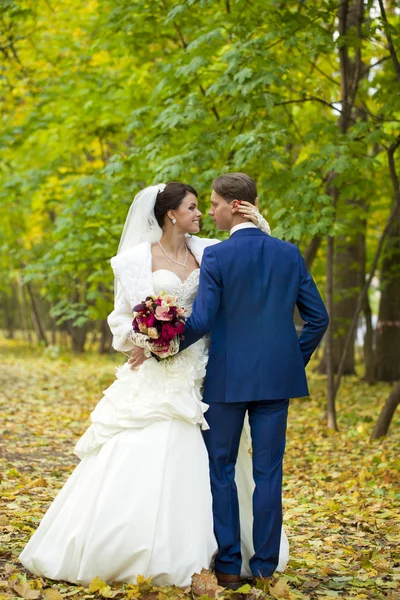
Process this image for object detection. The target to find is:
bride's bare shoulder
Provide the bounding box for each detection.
[150,242,163,256]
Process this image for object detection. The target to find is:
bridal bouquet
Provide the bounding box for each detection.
[132,292,185,358]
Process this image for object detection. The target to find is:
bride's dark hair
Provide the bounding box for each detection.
[154,182,198,228]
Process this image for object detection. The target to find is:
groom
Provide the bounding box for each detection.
[178,173,329,588]
[130,173,329,587]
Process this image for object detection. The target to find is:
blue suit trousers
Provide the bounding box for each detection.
[202,399,289,577]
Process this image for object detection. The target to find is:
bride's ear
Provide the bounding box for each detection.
[255,196,259,209]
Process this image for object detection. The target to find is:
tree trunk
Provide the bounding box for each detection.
[18,278,33,343]
[304,236,322,270]
[61,329,69,347]
[375,209,400,381]
[358,221,376,383]
[67,321,87,353]
[26,282,48,345]
[326,232,338,430]
[318,0,365,377]
[2,289,16,339]
[332,224,360,374]
[330,168,400,402]
[51,322,57,345]
[371,381,400,439]
[323,0,400,401]
[362,294,376,383]
[318,206,362,375]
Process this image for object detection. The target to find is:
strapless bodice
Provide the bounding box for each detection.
[152,269,200,317]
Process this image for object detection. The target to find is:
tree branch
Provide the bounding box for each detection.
[276,96,347,117]
[363,55,390,73]
[347,0,364,113]
[275,94,400,124]
[377,0,400,86]
[308,59,340,86]
[160,0,220,121]
[338,0,350,132]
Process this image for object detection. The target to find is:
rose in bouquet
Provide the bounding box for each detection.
[132,292,186,358]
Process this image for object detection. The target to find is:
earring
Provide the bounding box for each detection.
[172,218,177,225]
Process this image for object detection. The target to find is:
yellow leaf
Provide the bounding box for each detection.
[88,577,108,593]
[44,590,64,600]
[99,585,113,598]
[191,569,224,598]
[269,578,292,599]
[236,583,251,593]
[358,468,368,485]
[28,477,48,488]
[7,468,22,478]
[11,583,41,600]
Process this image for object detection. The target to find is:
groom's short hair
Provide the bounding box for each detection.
[212,173,257,204]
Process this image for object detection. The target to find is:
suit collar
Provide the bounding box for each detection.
[230,228,267,238]
[230,222,258,236]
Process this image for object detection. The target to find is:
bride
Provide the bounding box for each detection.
[19,182,289,588]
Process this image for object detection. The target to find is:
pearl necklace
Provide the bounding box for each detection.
[158,241,189,270]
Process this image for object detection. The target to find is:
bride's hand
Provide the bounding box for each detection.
[238,201,271,235]
[238,201,259,224]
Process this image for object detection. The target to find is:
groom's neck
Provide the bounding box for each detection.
[229,215,250,229]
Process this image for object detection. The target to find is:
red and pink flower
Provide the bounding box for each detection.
[155,305,174,321]
[132,292,186,354]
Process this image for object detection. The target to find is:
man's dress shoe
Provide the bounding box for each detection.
[215,570,243,590]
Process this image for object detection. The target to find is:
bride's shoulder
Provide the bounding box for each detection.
[187,235,221,248]
[111,242,151,272]
[186,235,220,265]
[186,235,220,251]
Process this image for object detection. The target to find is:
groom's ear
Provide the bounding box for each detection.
[231,200,241,213]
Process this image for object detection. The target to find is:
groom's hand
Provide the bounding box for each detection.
[128,346,148,370]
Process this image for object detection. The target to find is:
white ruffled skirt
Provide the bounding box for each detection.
[19,343,289,587]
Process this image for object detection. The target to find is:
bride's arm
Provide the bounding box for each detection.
[107,282,137,353]
[239,201,271,234]
[107,281,156,362]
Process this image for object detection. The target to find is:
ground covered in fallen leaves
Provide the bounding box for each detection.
[0,339,399,600]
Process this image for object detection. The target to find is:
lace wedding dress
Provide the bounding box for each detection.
[19,268,289,587]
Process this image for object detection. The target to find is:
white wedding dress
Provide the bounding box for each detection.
[19,269,289,587]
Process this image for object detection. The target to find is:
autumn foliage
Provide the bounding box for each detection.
[0,340,399,599]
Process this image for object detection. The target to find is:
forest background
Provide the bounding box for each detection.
[1,0,400,431]
[0,1,400,599]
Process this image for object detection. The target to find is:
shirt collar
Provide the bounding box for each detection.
[230,222,258,236]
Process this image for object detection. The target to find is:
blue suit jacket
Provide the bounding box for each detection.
[180,228,329,403]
